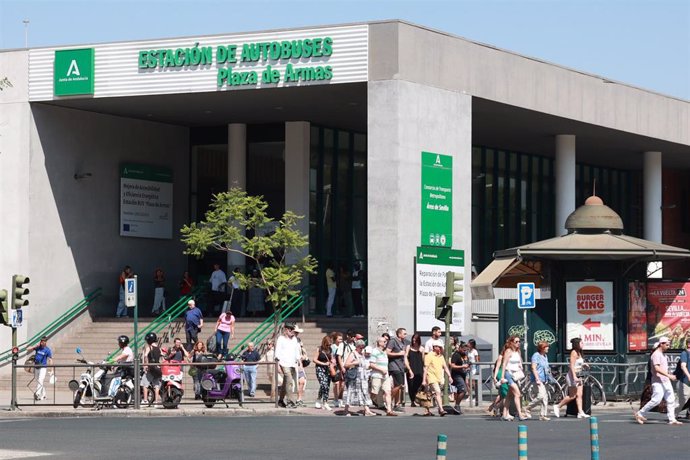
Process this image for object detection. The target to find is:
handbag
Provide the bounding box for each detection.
[414,387,433,408]
[345,366,357,381]
[512,369,525,381]
[302,358,311,368]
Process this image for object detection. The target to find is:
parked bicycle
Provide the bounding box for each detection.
[553,367,606,406]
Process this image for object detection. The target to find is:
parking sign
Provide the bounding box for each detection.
[517,282,535,309]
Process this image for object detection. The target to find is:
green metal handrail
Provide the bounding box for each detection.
[105,286,204,361]
[228,286,310,356]
[0,288,102,364]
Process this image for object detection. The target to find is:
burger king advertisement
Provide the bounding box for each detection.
[566,281,614,350]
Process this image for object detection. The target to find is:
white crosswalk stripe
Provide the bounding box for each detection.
[0,450,51,459]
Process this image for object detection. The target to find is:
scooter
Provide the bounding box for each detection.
[68,348,135,409]
[199,357,243,408]
[160,360,184,409]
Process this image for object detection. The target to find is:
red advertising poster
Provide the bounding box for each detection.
[628,281,647,351]
[647,282,690,349]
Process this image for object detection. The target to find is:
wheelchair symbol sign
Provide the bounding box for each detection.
[517,282,535,309]
[125,278,137,307]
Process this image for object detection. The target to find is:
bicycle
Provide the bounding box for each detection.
[521,376,566,406]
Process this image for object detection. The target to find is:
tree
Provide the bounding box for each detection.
[181,187,317,319]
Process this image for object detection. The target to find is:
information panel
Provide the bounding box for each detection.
[415,246,464,333]
[120,163,173,239]
[566,281,614,350]
[647,281,690,349]
[421,152,452,248]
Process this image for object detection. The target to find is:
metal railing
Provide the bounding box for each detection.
[0,288,102,365]
[227,286,310,357]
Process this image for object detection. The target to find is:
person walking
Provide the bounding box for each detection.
[525,341,552,421]
[343,339,376,416]
[489,343,510,417]
[330,331,345,407]
[115,265,133,318]
[449,342,469,415]
[554,337,590,419]
[184,300,204,348]
[30,336,53,401]
[275,322,302,408]
[498,335,529,421]
[635,336,682,425]
[387,327,410,412]
[313,335,333,410]
[467,339,480,406]
[422,339,452,416]
[151,268,166,315]
[675,338,690,419]
[214,310,235,357]
[407,333,425,406]
[209,263,227,314]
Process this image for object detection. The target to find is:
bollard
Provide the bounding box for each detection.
[436,434,448,460]
[590,416,600,460]
[518,425,528,460]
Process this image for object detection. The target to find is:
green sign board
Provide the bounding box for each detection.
[421,151,452,248]
[54,48,95,96]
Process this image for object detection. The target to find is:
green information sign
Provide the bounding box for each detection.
[421,151,452,247]
[54,48,95,96]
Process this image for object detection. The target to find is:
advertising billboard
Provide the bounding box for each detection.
[566,281,614,350]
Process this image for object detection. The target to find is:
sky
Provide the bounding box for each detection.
[0,0,688,100]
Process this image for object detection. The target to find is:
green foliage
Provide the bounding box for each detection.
[181,188,317,309]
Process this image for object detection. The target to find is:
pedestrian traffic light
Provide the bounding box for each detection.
[445,271,464,304]
[0,289,8,325]
[435,295,451,321]
[11,275,30,309]
[11,346,19,361]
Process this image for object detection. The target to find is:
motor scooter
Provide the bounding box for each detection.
[160,360,184,409]
[68,348,135,409]
[200,356,243,408]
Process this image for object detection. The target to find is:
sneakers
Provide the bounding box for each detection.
[553,404,560,418]
[501,415,514,421]
[287,401,297,409]
[669,420,683,425]
[278,400,287,408]
[539,416,551,421]
[451,405,461,415]
[522,412,532,419]
[296,400,305,407]
[315,401,322,409]
[323,402,332,411]
[634,412,645,424]
[577,412,591,419]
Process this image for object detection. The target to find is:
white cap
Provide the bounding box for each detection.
[430,339,444,349]
[187,299,195,306]
[654,336,670,348]
[364,346,373,354]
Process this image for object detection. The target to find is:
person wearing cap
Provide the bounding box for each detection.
[424,327,443,353]
[294,325,309,406]
[370,336,396,416]
[184,300,204,349]
[30,336,53,401]
[275,322,303,408]
[422,339,451,416]
[635,336,682,425]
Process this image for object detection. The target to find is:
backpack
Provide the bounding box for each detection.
[148,346,162,378]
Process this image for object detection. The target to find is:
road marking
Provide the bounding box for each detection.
[0,449,51,459]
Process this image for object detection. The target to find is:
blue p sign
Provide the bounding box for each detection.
[517,282,535,309]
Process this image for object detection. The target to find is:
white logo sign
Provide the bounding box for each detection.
[66,59,81,77]
[517,282,536,309]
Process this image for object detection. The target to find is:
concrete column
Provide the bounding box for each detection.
[555,135,576,235]
[644,151,663,278]
[284,121,311,266]
[227,123,246,270]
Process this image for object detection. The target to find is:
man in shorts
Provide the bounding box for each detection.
[141,332,162,407]
[423,339,452,416]
[369,336,396,416]
[449,343,469,414]
[387,327,410,412]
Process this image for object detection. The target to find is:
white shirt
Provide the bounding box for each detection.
[210,269,227,292]
[229,274,240,289]
[120,346,134,363]
[275,335,301,368]
[424,337,441,353]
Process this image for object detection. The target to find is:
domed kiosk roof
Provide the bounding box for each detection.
[564,195,624,234]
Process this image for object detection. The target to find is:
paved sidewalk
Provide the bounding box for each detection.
[1,388,639,418]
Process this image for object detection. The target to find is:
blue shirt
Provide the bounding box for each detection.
[185,307,203,331]
[678,350,689,385]
[34,346,52,367]
[530,352,550,383]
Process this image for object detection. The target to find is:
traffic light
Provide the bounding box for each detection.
[445,271,464,304]
[0,289,8,325]
[435,295,451,321]
[11,275,30,309]
[11,346,19,362]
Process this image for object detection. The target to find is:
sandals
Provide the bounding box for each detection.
[423,412,435,417]
[438,410,447,417]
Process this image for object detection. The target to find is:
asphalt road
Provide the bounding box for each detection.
[0,411,687,459]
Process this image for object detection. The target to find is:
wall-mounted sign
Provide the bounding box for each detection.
[54,48,95,96]
[566,281,614,350]
[646,281,690,349]
[120,163,173,239]
[415,246,464,333]
[421,152,452,248]
[628,281,648,351]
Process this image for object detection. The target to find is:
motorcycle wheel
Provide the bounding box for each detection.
[73,389,83,408]
[203,397,215,409]
[163,387,183,409]
[113,387,132,409]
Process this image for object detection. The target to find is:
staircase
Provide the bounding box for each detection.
[0,316,367,402]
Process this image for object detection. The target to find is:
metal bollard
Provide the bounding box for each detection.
[590,416,600,460]
[518,425,528,460]
[436,434,448,460]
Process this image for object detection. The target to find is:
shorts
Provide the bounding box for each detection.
[390,371,405,387]
[141,371,162,389]
[428,382,442,395]
[298,369,306,380]
[504,370,517,386]
[451,376,467,393]
[370,376,392,395]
